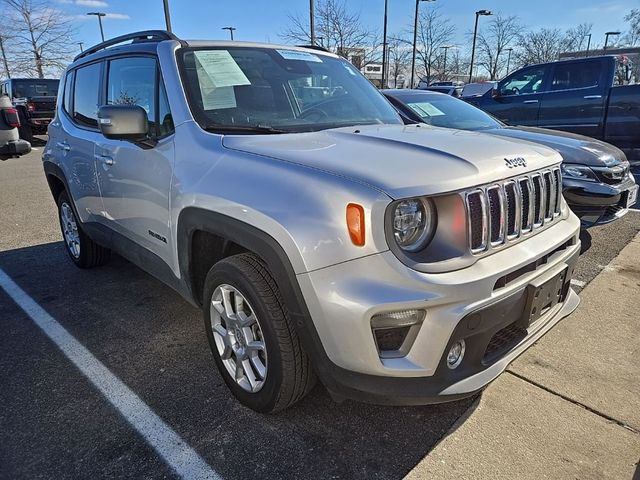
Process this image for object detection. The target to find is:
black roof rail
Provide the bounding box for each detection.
[74,30,180,62]
[296,44,330,53]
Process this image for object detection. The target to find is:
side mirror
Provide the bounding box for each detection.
[98,105,148,141]
[491,87,500,98]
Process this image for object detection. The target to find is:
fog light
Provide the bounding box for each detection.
[371,309,425,356]
[447,340,465,369]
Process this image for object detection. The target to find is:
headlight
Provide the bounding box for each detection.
[392,197,436,252]
[560,163,598,182]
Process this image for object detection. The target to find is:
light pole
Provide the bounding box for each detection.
[468,9,492,84]
[162,0,172,32]
[222,27,236,40]
[440,45,455,81]
[603,31,621,51]
[584,33,592,57]
[309,0,315,45]
[381,0,389,89]
[410,0,435,89]
[86,12,106,42]
[505,47,513,76]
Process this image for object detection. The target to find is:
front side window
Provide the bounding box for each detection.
[550,63,599,91]
[500,67,547,96]
[106,56,174,138]
[178,47,402,133]
[73,62,102,127]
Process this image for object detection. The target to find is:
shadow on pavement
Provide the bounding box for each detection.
[0,241,478,480]
[579,228,592,255]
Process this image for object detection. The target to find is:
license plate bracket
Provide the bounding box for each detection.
[522,266,568,327]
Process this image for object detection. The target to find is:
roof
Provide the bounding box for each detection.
[71,29,338,69]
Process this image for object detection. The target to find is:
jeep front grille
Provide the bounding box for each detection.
[465,167,562,254]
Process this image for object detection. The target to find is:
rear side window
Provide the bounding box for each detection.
[550,62,599,91]
[73,63,101,127]
[63,72,73,115]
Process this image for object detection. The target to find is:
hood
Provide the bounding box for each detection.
[222,124,561,199]
[493,126,627,167]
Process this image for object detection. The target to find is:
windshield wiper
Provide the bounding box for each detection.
[203,124,288,134]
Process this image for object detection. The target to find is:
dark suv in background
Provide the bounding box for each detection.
[0,78,59,142]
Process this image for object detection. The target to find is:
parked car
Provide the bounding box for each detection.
[0,95,31,160]
[1,77,59,142]
[466,56,640,163]
[460,81,496,98]
[421,85,462,97]
[44,30,581,413]
[383,89,638,226]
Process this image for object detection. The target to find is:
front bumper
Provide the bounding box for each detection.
[297,214,581,405]
[564,174,637,226]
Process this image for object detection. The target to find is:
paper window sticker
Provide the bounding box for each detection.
[201,86,237,110]
[408,102,446,117]
[276,49,323,63]
[193,50,251,88]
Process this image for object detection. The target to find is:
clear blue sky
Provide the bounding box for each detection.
[63,0,636,52]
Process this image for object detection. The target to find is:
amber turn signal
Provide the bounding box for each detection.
[346,203,365,246]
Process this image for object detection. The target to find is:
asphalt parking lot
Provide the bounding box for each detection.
[1,140,639,479]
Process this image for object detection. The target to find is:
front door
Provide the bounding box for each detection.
[95,56,175,265]
[488,65,549,126]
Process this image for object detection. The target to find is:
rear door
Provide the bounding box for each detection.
[489,65,549,126]
[94,55,175,265]
[53,62,106,224]
[538,60,606,137]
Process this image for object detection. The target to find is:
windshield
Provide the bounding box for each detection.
[12,79,59,98]
[394,92,501,131]
[178,47,402,133]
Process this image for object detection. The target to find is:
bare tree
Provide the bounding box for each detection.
[4,0,77,78]
[515,23,593,67]
[475,14,521,80]
[387,36,410,88]
[281,0,373,60]
[623,9,640,46]
[412,5,455,86]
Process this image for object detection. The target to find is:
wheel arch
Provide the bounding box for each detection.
[43,161,69,202]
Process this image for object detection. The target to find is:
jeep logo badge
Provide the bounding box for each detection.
[505,157,527,168]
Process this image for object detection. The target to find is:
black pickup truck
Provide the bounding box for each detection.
[467,56,640,162]
[0,78,59,142]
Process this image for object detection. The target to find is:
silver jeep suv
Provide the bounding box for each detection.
[43,31,581,412]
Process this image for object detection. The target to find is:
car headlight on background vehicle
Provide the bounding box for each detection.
[392,197,436,252]
[560,163,598,182]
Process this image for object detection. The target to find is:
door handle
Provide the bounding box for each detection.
[523,100,539,104]
[95,154,114,166]
[56,142,70,151]
[583,95,602,99]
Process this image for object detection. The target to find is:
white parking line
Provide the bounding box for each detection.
[0,268,221,480]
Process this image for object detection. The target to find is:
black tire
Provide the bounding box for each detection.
[57,190,111,268]
[203,253,316,413]
[18,124,34,143]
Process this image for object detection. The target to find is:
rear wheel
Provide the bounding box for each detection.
[203,253,315,413]
[57,191,110,268]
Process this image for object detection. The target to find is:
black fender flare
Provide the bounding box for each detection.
[176,207,337,384]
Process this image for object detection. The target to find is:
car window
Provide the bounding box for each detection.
[107,56,157,133]
[157,79,174,137]
[12,79,59,98]
[500,67,547,96]
[63,71,73,115]
[550,62,599,91]
[178,47,401,133]
[73,62,102,127]
[396,93,502,130]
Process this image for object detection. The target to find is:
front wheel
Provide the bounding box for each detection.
[203,253,315,413]
[57,191,110,268]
